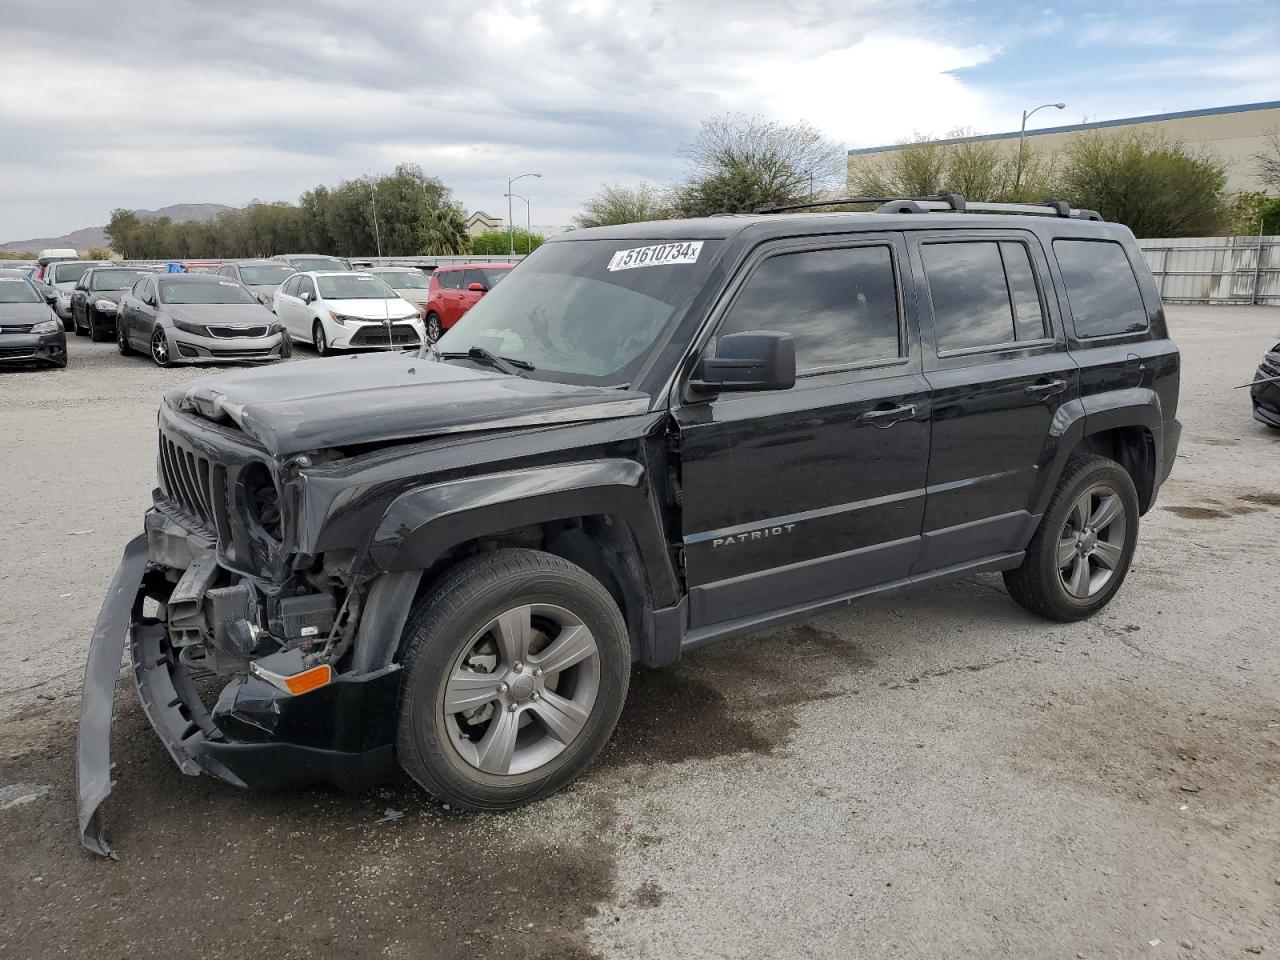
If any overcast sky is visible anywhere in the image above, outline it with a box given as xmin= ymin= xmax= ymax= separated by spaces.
xmin=1 ymin=0 xmax=1276 ymax=241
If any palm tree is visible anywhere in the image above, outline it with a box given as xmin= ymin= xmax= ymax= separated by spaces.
xmin=418 ymin=207 xmax=469 ymax=255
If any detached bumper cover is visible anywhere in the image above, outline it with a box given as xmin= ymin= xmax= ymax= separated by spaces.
xmin=76 ymin=535 xmax=401 ymax=859
xmin=76 ymin=535 xmax=148 ymax=859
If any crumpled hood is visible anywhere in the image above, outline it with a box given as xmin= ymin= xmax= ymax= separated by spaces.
xmin=167 ymin=303 xmax=275 ymax=326
xmin=166 ymin=352 xmax=651 ymax=457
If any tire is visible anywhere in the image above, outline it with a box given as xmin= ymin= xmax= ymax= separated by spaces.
xmin=1003 ymin=454 xmax=1140 ymax=622
xmin=395 ymin=548 xmax=631 ymax=811
xmin=88 ymin=310 xmax=109 ymax=342
xmin=150 ymin=328 xmax=172 ymax=367
xmin=73 ymin=311 xmax=88 ymax=337
xmin=116 ymin=318 xmax=133 ymax=356
xmin=312 ymin=319 xmax=329 ymax=356
xmin=425 ymin=312 xmax=442 ymax=343
xmin=280 ymin=335 xmax=293 ymax=360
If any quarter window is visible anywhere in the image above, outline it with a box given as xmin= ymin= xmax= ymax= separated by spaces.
xmin=922 ymin=240 xmax=1048 ymax=352
xmin=718 ymin=245 xmax=902 ymax=372
xmin=1053 ymin=239 xmax=1148 ymax=338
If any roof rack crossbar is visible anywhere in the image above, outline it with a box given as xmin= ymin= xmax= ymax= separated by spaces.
xmin=754 ymin=193 xmax=1103 ymax=221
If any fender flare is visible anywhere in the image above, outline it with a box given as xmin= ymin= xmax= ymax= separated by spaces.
xmin=1031 ymin=388 xmax=1164 ymax=517
xmin=361 ymin=456 xmax=678 ymax=626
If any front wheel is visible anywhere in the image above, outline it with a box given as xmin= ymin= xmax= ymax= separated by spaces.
xmin=88 ymin=311 xmax=110 ymax=342
xmin=312 ymin=319 xmax=330 ymax=356
xmin=1004 ymin=454 xmax=1139 ymax=622
xmin=116 ymin=319 xmax=133 ymax=355
xmin=73 ymin=311 xmax=88 ymax=337
xmin=425 ymin=312 xmax=442 ymax=343
xmin=395 ymin=549 xmax=631 ymax=811
xmin=150 ymin=328 xmax=172 ymax=367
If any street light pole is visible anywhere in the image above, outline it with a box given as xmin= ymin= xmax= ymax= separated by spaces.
xmin=1014 ymin=102 xmax=1066 ymax=195
xmin=505 ymin=193 xmax=531 ymax=254
xmin=507 ymin=172 xmax=541 ymax=255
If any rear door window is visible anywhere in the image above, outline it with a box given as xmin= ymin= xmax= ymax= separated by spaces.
xmin=439 ymin=270 xmax=462 ymax=290
xmin=1053 ymin=239 xmax=1148 ymax=338
xmin=922 ymin=240 xmax=1048 ymax=352
xmin=718 ymin=244 xmax=903 ymax=373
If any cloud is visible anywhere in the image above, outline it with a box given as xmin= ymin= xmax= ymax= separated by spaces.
xmin=0 ymin=0 xmax=1274 ymax=241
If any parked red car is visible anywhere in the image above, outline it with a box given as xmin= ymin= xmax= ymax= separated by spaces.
xmin=423 ymin=263 xmax=513 ymax=341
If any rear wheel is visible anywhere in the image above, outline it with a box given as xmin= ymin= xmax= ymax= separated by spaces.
xmin=116 ymin=318 xmax=132 ymax=355
xmin=1004 ymin=454 xmax=1139 ymax=621
xmin=395 ymin=549 xmax=630 ymax=811
xmin=150 ymin=328 xmax=172 ymax=367
xmin=312 ymin=319 xmax=329 ymax=356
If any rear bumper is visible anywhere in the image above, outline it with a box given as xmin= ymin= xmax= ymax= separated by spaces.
xmin=0 ymin=330 xmax=67 ymax=367
xmin=76 ymin=527 xmax=400 ymax=859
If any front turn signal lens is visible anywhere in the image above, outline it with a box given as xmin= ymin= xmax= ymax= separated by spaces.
xmin=250 ymin=660 xmax=333 ymax=696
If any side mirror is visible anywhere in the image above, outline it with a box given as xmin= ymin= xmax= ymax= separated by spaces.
xmin=42 ymin=287 xmax=58 ymax=305
xmin=467 ymin=282 xmax=487 ymax=293
xmin=300 ymin=291 xmax=314 ymax=303
xmin=690 ymin=331 xmax=796 ymax=394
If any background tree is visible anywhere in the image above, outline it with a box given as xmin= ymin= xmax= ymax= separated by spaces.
xmin=418 ymin=206 xmax=469 ymax=255
xmin=672 ymin=114 xmax=846 ymax=216
xmin=469 ymin=229 xmax=544 ymax=255
xmin=104 ymin=208 xmax=142 ymax=257
xmin=1253 ymin=129 xmax=1280 ymax=192
xmin=574 ymin=182 xmax=672 ymax=227
xmin=1057 ymin=130 xmax=1227 ymax=237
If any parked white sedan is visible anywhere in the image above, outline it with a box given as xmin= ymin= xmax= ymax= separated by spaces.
xmin=272 ymin=271 xmax=426 ymax=355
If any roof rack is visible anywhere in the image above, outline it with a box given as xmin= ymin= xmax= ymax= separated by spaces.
xmin=754 ymin=193 xmax=1103 ymax=221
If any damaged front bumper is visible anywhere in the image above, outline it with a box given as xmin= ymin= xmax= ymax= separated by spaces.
xmin=76 ymin=521 xmax=402 ymax=859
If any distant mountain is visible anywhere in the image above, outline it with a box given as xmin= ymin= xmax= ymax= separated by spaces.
xmin=1 ymin=203 xmax=237 ymax=253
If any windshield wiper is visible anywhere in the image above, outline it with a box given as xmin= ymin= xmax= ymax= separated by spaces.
xmin=437 ymin=346 xmax=534 ymax=377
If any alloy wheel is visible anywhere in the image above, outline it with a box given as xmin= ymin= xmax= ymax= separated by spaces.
xmin=442 ymin=603 xmax=601 ymax=776
xmin=1057 ymin=483 xmax=1127 ymax=599
xmin=150 ymin=329 xmax=169 ymax=366
xmin=426 ymin=314 xmax=442 ymax=343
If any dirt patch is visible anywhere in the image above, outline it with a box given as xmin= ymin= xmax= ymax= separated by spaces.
xmin=884 ymin=658 xmax=1011 ymax=690
xmin=1240 ymin=492 xmax=1280 ymax=508
xmin=1163 ymin=505 xmax=1232 ymax=520
xmin=1002 ymin=684 xmax=1280 ymax=814
xmin=627 ymin=881 xmax=667 ymax=909
xmin=1186 ymin=435 xmax=1239 ymax=447
xmin=0 ymin=695 xmax=617 ymax=960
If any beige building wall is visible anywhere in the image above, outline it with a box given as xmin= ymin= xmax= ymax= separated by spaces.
xmin=847 ymin=101 xmax=1280 ymax=194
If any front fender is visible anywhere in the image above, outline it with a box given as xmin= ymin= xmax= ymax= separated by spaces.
xmin=367 ymin=459 xmax=678 ymax=605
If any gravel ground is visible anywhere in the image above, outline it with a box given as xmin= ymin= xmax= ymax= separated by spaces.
xmin=1 ymin=306 xmax=1278 ymax=959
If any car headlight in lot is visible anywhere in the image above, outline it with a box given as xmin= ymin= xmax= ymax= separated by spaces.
xmin=94 ymin=299 xmax=118 ymax=312
xmin=328 ymin=312 xmax=358 ymax=326
xmin=31 ymin=318 xmax=60 ymax=334
xmin=171 ymin=317 xmax=208 ymax=336
xmin=269 ymin=321 xmax=285 ymax=335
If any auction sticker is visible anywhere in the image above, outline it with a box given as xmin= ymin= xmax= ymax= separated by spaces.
xmin=607 ymin=241 xmax=703 ymax=272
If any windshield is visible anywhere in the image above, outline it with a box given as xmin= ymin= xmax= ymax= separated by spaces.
xmin=290 ymin=257 xmax=350 ymax=271
xmin=240 ymin=265 xmax=296 ymax=285
xmin=434 ymin=238 xmax=720 ymax=385
xmin=318 ymin=274 xmax=397 ymax=300
xmin=90 ymin=270 xmax=148 ymax=291
xmin=375 ymin=271 xmax=429 ymax=289
xmin=159 ymin=278 xmax=258 ymax=304
xmin=0 ymin=277 xmax=41 ymax=304
xmin=50 ymin=262 xmax=94 ymax=285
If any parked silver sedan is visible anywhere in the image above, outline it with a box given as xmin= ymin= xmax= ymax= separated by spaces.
xmin=116 ymin=274 xmax=288 ymax=367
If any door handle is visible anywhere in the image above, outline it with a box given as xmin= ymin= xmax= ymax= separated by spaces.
xmin=860 ymin=403 xmax=916 ymax=426
xmin=1025 ymin=378 xmax=1067 ymax=397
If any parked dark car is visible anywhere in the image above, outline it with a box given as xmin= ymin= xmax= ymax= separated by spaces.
xmin=272 ymin=253 xmax=352 ymax=272
xmin=42 ymin=259 xmax=111 ymax=328
xmin=214 ymin=260 xmax=298 ymax=306
xmin=0 ymin=269 xmax=66 ymax=368
xmin=78 ymin=196 xmax=1182 ymax=856
xmin=70 ymin=267 xmax=154 ymax=340
xmin=115 ymin=273 xmax=288 ymax=366
xmin=1250 ymin=340 xmax=1280 ymax=429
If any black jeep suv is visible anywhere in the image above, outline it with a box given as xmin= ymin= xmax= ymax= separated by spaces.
xmin=78 ymin=195 xmax=1181 ymax=856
